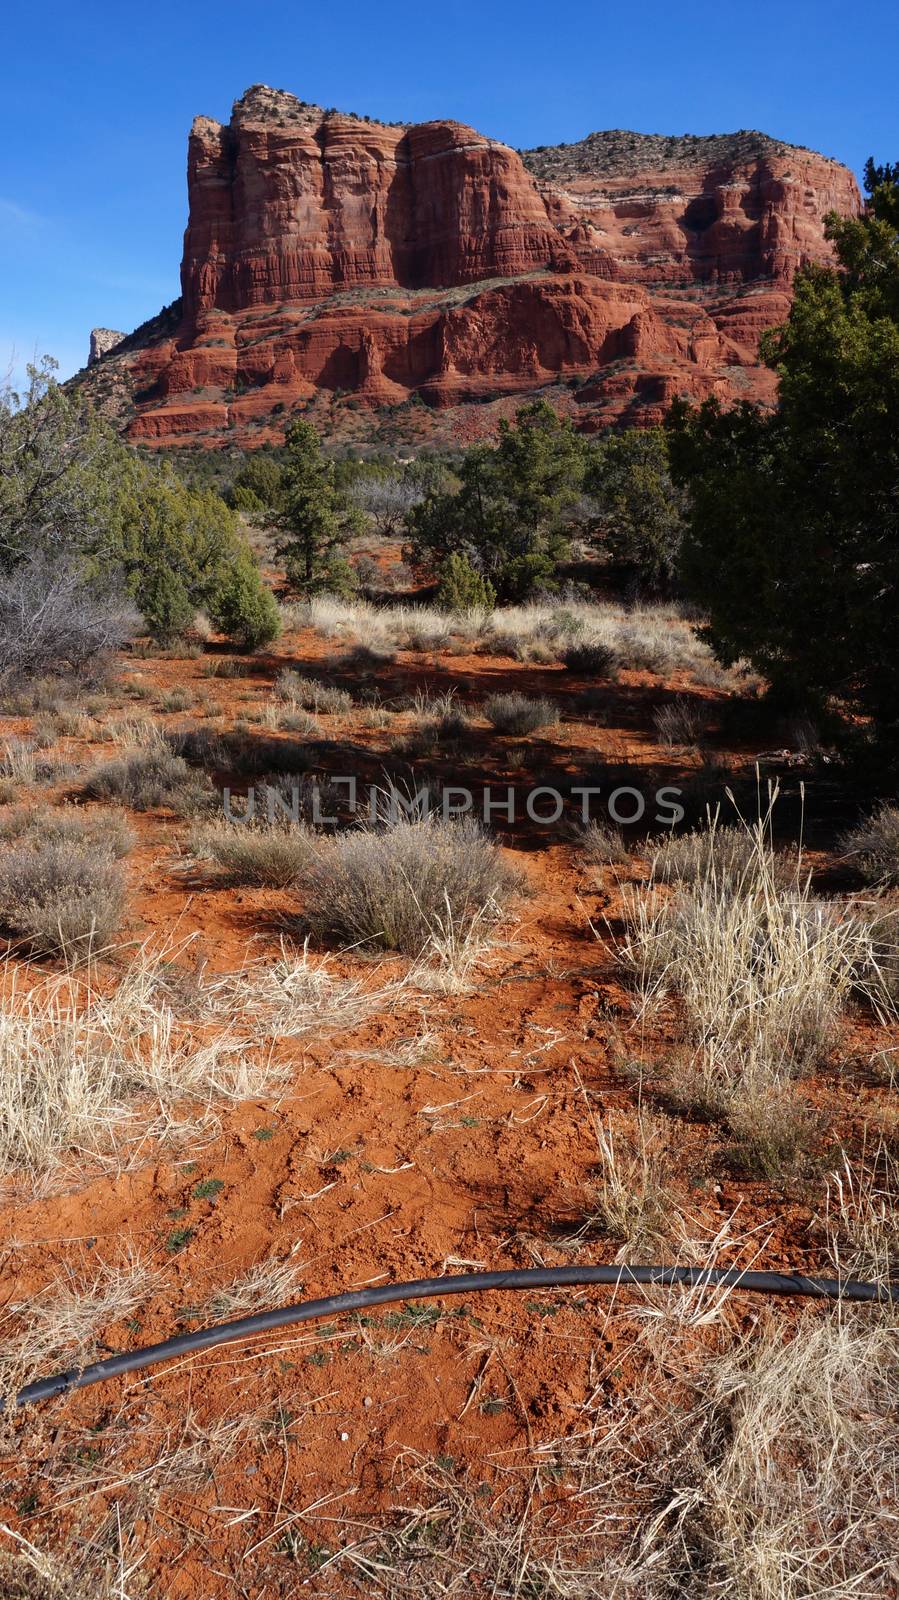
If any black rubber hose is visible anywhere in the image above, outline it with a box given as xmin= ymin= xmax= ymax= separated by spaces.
xmin=8 ymin=1263 xmax=896 ymax=1411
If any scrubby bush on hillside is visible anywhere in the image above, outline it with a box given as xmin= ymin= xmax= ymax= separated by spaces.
xmin=273 ymin=671 xmax=352 ymax=713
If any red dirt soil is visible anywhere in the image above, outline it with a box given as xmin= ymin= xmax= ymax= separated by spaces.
xmin=0 ymin=622 xmax=893 ymax=1595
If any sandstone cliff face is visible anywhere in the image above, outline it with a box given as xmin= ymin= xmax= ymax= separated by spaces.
xmin=88 ymin=327 xmax=126 ymax=366
xmin=98 ymin=86 xmax=859 ymax=445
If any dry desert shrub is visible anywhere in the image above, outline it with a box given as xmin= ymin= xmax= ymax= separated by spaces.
xmin=0 ymin=841 xmax=125 ymax=957
xmin=653 ymin=694 xmax=709 ymax=748
xmin=294 ymin=815 xmax=524 ymax=955
xmin=841 ymin=802 xmax=899 ymax=885
xmin=586 ymin=1108 xmax=679 ymax=1257
xmin=83 ymin=741 xmax=214 ymax=815
xmin=482 ymin=692 xmax=558 ymax=735
xmin=575 ymin=819 xmax=629 ymax=866
xmin=560 ymin=638 xmax=619 ymax=676
xmin=651 ymin=814 xmax=800 ymax=891
xmin=273 ymin=669 xmax=352 ymax=714
xmin=189 ymin=816 xmax=316 ymax=887
xmin=620 ymin=807 xmax=892 ymax=1172
xmin=0 ymin=805 xmax=133 ymax=857
xmin=0 ymin=738 xmax=70 ymax=790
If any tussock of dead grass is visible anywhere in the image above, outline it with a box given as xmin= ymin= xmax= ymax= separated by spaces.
xmin=205 ymin=1255 xmax=305 ymax=1319
xmin=348 ymin=1170 xmax=897 ymax=1598
xmin=0 ymin=948 xmax=283 ymax=1180
xmin=0 ymin=1257 xmax=156 ymax=1403
xmin=294 ymin=816 xmax=524 ymax=956
xmin=212 ymin=941 xmax=409 ymax=1037
xmin=619 ymin=800 xmax=895 ymax=1172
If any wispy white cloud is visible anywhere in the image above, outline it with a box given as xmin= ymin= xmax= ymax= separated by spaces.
xmin=0 ymin=197 xmax=46 ymax=239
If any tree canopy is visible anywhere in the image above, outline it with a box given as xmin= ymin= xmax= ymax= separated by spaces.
xmin=667 ymin=158 xmax=899 ymax=744
xmin=0 ymin=359 xmax=279 ymax=650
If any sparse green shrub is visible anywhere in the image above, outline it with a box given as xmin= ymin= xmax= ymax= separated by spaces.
xmin=210 ymin=550 xmax=281 ymax=651
xmin=434 ymin=553 xmax=496 ymax=612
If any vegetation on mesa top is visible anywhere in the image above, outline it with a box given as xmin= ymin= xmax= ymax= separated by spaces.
xmin=521 ymin=127 xmax=824 ymax=183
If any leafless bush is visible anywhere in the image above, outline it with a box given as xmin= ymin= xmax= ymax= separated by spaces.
xmin=841 ymin=803 xmax=899 ymax=886
xmin=654 ymin=695 xmax=708 ymax=748
xmin=348 ymin=475 xmax=425 ymax=536
xmin=295 ymin=816 xmax=524 ymax=954
xmin=483 ymin=693 xmax=558 ymax=735
xmin=0 ymin=550 xmax=136 ymax=686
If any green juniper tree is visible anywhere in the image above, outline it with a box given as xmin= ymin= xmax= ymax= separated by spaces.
xmin=0 ymin=357 xmax=279 ymax=652
xmin=667 ymin=158 xmax=899 ymax=746
xmin=584 ymin=427 xmax=686 ymax=593
xmin=407 ymin=400 xmax=589 ymax=601
xmin=273 ymin=419 xmax=361 ymax=595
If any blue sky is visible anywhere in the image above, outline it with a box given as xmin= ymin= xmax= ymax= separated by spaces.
xmin=3 ymin=0 xmax=897 ymax=387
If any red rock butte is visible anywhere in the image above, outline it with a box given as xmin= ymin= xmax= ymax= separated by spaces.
xmin=80 ymin=84 xmax=861 ymax=447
